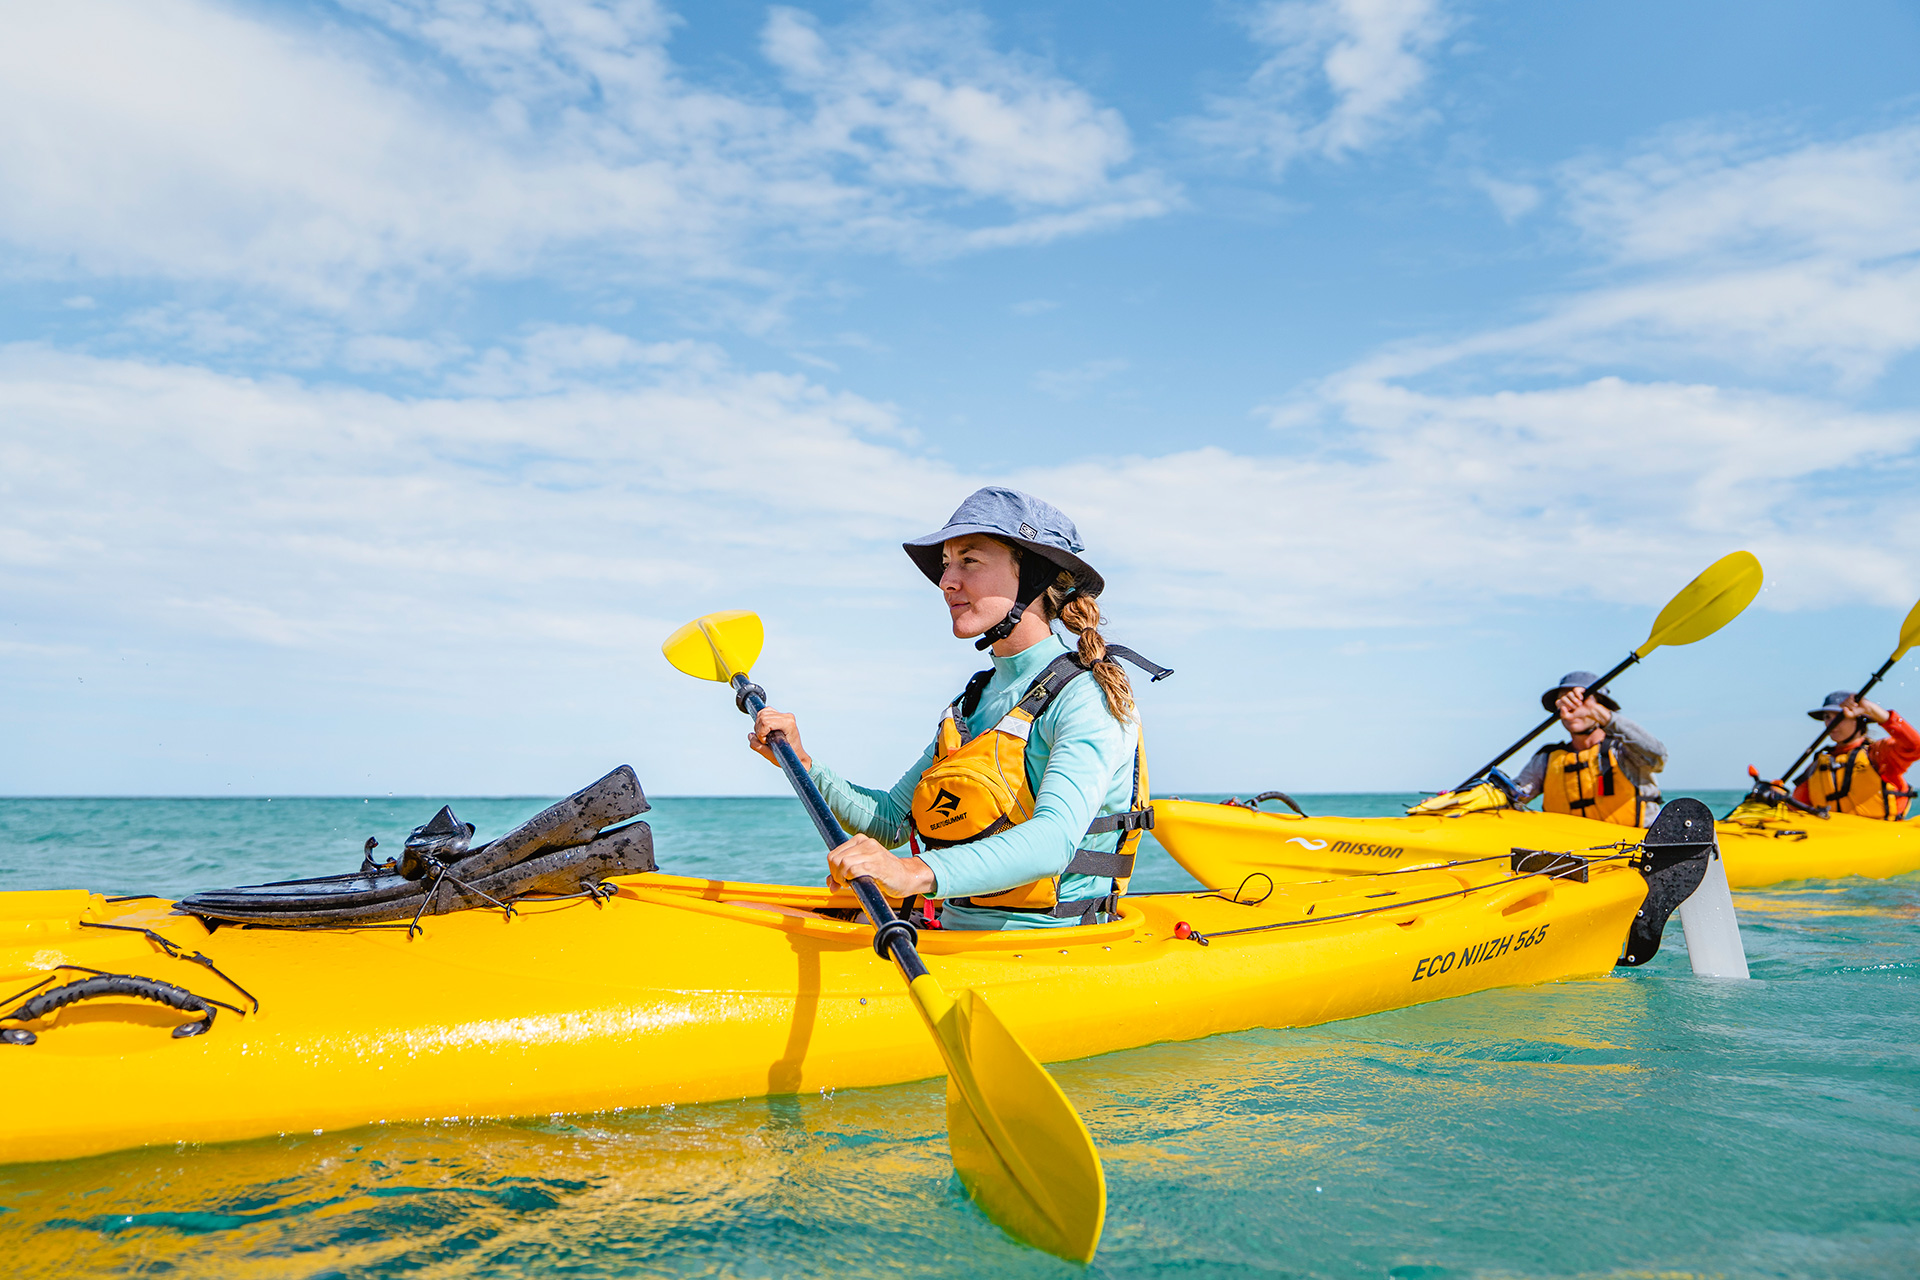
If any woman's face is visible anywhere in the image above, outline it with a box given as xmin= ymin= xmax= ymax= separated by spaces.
xmin=939 ymin=534 xmax=1020 ymax=639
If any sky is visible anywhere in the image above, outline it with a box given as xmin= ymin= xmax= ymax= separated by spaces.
xmin=4 ymin=0 xmax=1919 ymax=799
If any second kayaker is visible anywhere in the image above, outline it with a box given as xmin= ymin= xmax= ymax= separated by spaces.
xmin=1508 ymin=672 xmax=1667 ymax=827
xmin=747 ymin=486 xmax=1166 ymax=930
xmin=1792 ymin=693 xmax=1918 ymax=819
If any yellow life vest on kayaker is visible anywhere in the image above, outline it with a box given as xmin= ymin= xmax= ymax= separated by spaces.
xmin=1542 ymin=738 xmax=1644 ymax=827
xmin=1805 ymin=745 xmax=1913 ymax=820
xmin=910 ymin=652 xmax=1152 ymax=922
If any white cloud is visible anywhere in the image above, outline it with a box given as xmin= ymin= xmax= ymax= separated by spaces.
xmin=8 ymin=120 xmax=1917 ymax=659
xmin=763 ymin=6 xmax=1133 ymax=206
xmin=1189 ymin=0 xmax=1450 ymax=173
xmin=0 ymin=0 xmax=1170 ymax=307
xmin=1032 ymin=357 xmax=1128 ymax=400
xmin=1563 ymin=123 xmax=1920 ymax=266
xmin=1195 ymin=121 xmax=1920 ymax=624
xmin=5 ymin=326 xmax=1913 ymax=695
xmin=1471 ymin=171 xmax=1540 ymax=222
xmin=1358 ymin=122 xmax=1920 ymax=389
xmin=3 ymin=309 xmax=1916 ymax=796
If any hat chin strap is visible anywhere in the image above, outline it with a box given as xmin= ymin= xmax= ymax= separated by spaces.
xmin=974 ymin=599 xmax=1031 ymax=652
xmin=974 ymin=554 xmax=1074 ymax=652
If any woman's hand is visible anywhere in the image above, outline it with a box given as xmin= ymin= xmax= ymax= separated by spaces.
xmin=828 ymin=835 xmax=936 ymax=898
xmin=1554 ymin=688 xmax=1613 ymax=730
xmin=1842 ymin=696 xmax=1890 ymax=725
xmin=749 ymin=708 xmax=811 ymax=769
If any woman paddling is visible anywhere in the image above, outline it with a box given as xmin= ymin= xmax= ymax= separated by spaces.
xmin=748 ymin=487 xmax=1168 ymax=930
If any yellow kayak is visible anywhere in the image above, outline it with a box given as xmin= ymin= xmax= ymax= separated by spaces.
xmin=1151 ymin=796 xmax=1920 ymax=891
xmin=0 ymin=860 xmax=1647 ymax=1166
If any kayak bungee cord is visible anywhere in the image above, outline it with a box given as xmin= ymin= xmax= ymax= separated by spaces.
xmin=513 ymin=880 xmax=621 ymax=904
xmin=220 ymin=879 xmax=621 ymax=935
xmin=1306 ymin=839 xmax=1643 ymax=879
xmin=405 ymin=860 xmax=517 ymax=937
xmin=77 ymin=920 xmax=260 ymax=1012
xmin=1183 ymin=832 xmax=1645 ymax=893
xmin=1173 ymin=865 xmax=1615 ymax=946
xmin=1176 ymin=849 xmax=1640 ymax=946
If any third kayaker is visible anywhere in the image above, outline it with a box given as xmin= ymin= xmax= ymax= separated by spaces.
xmin=747 ymin=486 xmax=1167 ymax=930
xmin=1792 ymin=693 xmax=1918 ymax=819
xmin=1509 ymin=672 xmax=1667 ymax=827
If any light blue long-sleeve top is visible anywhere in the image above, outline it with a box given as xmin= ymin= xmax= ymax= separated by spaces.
xmin=807 ymin=633 xmax=1141 ymax=931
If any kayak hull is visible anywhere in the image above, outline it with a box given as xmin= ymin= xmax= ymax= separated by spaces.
xmin=0 ymin=864 xmax=1645 ymax=1166
xmin=1150 ymin=798 xmax=1920 ymax=891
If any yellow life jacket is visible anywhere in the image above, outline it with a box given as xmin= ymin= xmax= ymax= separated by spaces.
xmin=910 ymin=652 xmax=1152 ymax=923
xmin=1804 ymin=744 xmax=1913 ymax=820
xmin=1541 ymin=737 xmax=1645 ymax=827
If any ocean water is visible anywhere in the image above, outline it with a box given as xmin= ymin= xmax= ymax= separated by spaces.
xmin=2 ymin=791 xmax=1916 ymax=1279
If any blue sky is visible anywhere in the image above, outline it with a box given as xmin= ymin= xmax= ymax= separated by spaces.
xmin=4 ymin=0 xmax=1919 ymax=798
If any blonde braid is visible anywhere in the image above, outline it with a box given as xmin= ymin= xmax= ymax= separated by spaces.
xmin=1043 ymin=571 xmax=1135 ymax=722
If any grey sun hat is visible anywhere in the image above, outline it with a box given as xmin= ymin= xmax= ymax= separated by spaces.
xmin=1541 ymin=671 xmax=1620 ymax=713
xmin=1807 ymin=690 xmax=1859 ymax=720
xmin=903 ymin=487 xmax=1104 ymax=597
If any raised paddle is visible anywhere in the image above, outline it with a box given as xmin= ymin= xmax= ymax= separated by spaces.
xmin=1454 ymin=550 xmax=1766 ymax=791
xmin=1761 ymin=595 xmax=1920 ymax=800
xmin=661 ymin=610 xmax=1107 ymax=1264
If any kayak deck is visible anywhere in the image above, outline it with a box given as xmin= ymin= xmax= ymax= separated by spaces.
xmin=1152 ymin=797 xmax=1920 ymax=890
xmin=0 ymin=864 xmax=1644 ymax=1165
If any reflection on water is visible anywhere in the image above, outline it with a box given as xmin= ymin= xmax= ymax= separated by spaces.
xmin=0 ymin=798 xmax=1915 ymax=1278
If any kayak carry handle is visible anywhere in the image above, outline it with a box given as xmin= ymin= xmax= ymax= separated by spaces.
xmin=0 ymin=971 xmax=245 ymax=1043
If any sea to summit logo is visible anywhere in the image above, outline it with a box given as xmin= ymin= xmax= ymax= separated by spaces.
xmin=1018 ymin=522 xmax=1039 ymax=539
xmin=928 ymin=786 xmax=970 ymax=830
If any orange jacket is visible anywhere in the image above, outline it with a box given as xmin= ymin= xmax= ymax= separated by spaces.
xmin=1793 ymin=709 xmax=1920 ymax=807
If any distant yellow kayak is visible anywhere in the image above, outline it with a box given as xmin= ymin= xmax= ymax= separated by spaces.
xmin=0 ymin=861 xmax=1648 ymax=1166
xmin=1151 ymin=797 xmax=1920 ymax=891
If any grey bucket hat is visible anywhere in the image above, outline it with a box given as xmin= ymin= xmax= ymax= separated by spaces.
xmin=903 ymin=487 xmax=1104 ymax=597
xmin=1807 ymin=690 xmax=1858 ymax=720
xmin=1541 ymin=671 xmax=1620 ymax=713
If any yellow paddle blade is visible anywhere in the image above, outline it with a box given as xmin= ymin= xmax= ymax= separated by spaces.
xmin=1634 ymin=550 xmax=1764 ymax=657
xmin=1894 ymin=597 xmax=1920 ymax=663
xmin=660 ymin=611 xmax=764 ymax=682
xmin=908 ymin=975 xmax=1105 ymax=1264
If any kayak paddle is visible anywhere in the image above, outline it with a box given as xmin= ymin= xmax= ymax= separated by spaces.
xmin=662 ymin=610 xmax=1107 ymax=1264
xmin=1455 ymin=550 xmax=1765 ymax=790
xmin=1760 ymin=595 xmax=1920 ymax=798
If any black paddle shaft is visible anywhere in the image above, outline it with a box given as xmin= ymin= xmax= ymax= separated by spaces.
xmin=1772 ymin=655 xmax=1901 ymax=788
xmin=1455 ymin=652 xmax=1640 ymax=792
xmin=731 ymin=675 xmax=929 ymax=980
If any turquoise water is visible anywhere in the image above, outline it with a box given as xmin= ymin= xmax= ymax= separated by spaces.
xmin=3 ymin=791 xmax=1917 ymax=1278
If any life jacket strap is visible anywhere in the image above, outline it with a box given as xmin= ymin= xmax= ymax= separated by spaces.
xmin=1061 ymin=847 xmax=1135 ymax=879
xmin=948 ymin=891 xmax=1118 ymax=925
xmin=1101 ymin=645 xmax=1175 ymax=682
xmin=956 ymin=669 xmax=996 ymax=718
xmin=920 ymin=814 xmax=1014 ymax=851
xmin=1085 ymin=807 xmax=1153 ymax=835
xmin=955 ymin=644 xmax=1173 ymax=721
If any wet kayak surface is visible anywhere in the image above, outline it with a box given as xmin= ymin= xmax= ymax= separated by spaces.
xmin=3 ymin=795 xmax=1916 ymax=1278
